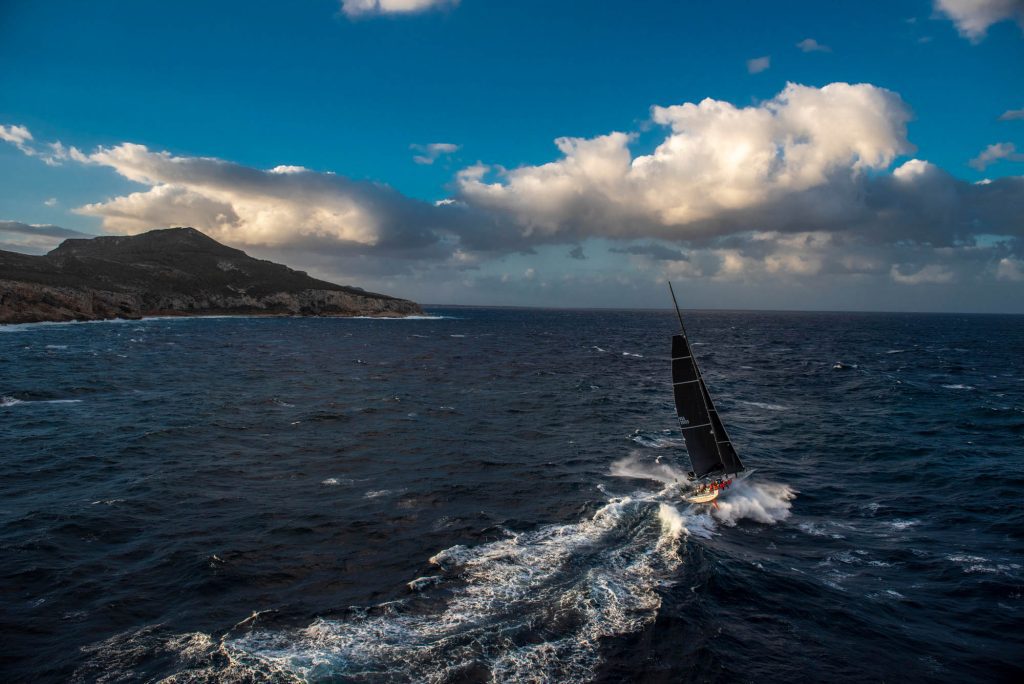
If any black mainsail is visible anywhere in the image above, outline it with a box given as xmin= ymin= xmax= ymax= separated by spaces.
xmin=668 ymin=282 xmax=745 ymax=478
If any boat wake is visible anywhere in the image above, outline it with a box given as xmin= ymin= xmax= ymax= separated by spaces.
xmin=80 ymin=491 xmax=689 ymax=682
xmin=78 ymin=464 xmax=794 ymax=683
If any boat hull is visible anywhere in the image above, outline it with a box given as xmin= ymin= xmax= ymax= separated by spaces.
xmin=683 ymin=489 xmax=720 ymax=504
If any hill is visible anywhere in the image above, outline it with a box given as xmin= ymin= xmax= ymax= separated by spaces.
xmin=0 ymin=227 xmax=422 ymax=323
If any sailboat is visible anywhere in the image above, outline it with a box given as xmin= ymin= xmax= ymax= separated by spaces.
xmin=667 ymin=282 xmax=747 ymax=504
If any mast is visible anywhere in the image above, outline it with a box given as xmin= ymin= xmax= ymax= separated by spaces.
xmin=668 ymin=281 xmax=686 ymax=334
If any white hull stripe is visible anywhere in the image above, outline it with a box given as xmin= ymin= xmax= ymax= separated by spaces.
xmin=673 ymin=379 xmax=700 ymax=386
xmin=680 ymin=422 xmax=712 ymax=430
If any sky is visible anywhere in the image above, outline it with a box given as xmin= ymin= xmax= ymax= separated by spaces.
xmin=1 ymin=0 xmax=1023 ymax=312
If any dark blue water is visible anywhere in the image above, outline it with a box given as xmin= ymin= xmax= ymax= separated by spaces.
xmin=2 ymin=308 xmax=1022 ymax=682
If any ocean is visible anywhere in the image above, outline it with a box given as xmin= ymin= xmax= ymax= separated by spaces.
xmin=1 ymin=308 xmax=1021 ymax=682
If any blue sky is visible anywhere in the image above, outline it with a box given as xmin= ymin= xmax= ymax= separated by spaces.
xmin=2 ymin=0 xmax=1023 ymax=311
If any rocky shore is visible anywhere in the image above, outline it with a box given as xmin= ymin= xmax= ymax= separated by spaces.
xmin=0 ymin=227 xmax=422 ymax=324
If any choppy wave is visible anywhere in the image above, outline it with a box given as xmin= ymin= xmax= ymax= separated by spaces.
xmin=2 ymin=395 xmax=83 ymax=407
xmin=740 ymin=400 xmax=790 ymax=411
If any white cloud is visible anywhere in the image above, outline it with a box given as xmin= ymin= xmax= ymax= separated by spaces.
xmin=996 ymin=256 xmax=1024 ymax=280
xmin=268 ymin=165 xmax=310 ymax=174
xmin=747 ymin=56 xmax=771 ymax=73
xmin=890 ymin=263 xmax=955 ymax=284
xmin=796 ymin=38 xmax=831 ymax=52
xmin=0 ymin=126 xmax=87 ymax=166
xmin=0 ymin=124 xmax=33 ymax=149
xmin=59 ymin=142 xmax=458 ymax=260
xmin=411 ymin=142 xmax=460 ymax=165
xmin=458 ymin=82 xmax=914 ymax=239
xmin=341 ymin=0 xmax=457 ymax=17
xmin=934 ymin=0 xmax=1024 ymax=42
xmin=969 ymin=141 xmax=1024 ymax=170
xmin=999 ymin=107 xmax=1024 ymax=120
xmin=43 ymin=197 xmax=58 ymax=207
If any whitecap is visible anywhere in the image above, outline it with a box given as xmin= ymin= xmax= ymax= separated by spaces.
xmin=889 ymin=519 xmax=920 ymax=531
xmin=798 ymin=522 xmax=828 ymax=537
xmin=2 ymin=396 xmax=82 ymax=407
xmin=946 ymin=553 xmax=987 ymax=564
xmin=364 ymin=488 xmax=405 ymax=499
xmin=941 ymin=384 xmax=974 ymax=390
xmin=740 ymin=400 xmax=789 ymax=411
xmin=622 ymin=351 xmax=643 ymax=358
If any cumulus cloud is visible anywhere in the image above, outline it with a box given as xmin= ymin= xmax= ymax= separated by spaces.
xmin=411 ymin=142 xmax=460 ymax=165
xmin=65 ymin=141 xmax=474 ymax=269
xmin=999 ymin=107 xmax=1024 ymax=120
xmin=458 ymin=83 xmax=917 ymax=240
xmin=341 ymin=0 xmax=458 ymax=17
xmin=1 ymin=136 xmax=472 ymax=273
xmin=796 ymin=38 xmax=831 ymax=52
xmin=456 ymin=84 xmax=1024 ymax=258
xmin=969 ymin=142 xmax=1024 ymax=169
xmin=747 ymin=56 xmax=771 ymax=73
xmin=934 ymin=0 xmax=1024 ymax=42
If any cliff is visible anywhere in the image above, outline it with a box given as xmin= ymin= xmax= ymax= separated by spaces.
xmin=0 ymin=227 xmax=423 ymax=324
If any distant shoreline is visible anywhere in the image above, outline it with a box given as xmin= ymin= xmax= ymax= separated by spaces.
xmin=0 ymin=312 xmax=449 ymax=328
xmin=422 ymin=303 xmax=1024 ymax=317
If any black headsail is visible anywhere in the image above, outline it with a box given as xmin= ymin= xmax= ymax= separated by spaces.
xmin=668 ymin=282 xmax=745 ymax=478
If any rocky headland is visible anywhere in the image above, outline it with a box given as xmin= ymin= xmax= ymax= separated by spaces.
xmin=0 ymin=227 xmax=422 ymax=324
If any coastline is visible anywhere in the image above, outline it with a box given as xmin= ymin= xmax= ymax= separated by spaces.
xmin=0 ymin=311 xmax=445 ymax=328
